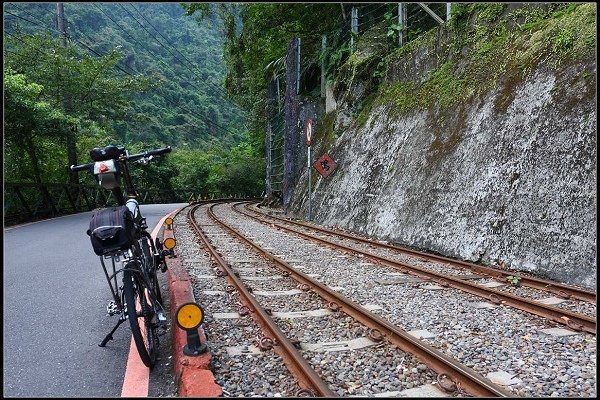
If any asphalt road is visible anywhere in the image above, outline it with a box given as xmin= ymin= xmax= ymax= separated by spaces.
xmin=3 ymin=203 xmax=187 ymax=397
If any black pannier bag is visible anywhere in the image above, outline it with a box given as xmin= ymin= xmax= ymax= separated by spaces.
xmin=87 ymin=205 xmax=136 ymax=256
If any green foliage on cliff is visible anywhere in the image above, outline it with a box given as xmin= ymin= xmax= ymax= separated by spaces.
xmin=368 ymin=3 xmax=596 ymax=118
xmin=181 ymin=3 xmax=418 ymax=145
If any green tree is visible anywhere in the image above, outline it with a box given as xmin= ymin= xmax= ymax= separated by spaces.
xmin=5 ymin=32 xmax=156 ymax=184
xmin=4 ymin=67 xmax=72 ymax=185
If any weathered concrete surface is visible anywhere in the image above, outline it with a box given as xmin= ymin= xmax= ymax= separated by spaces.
xmin=289 ymin=60 xmax=596 ymax=289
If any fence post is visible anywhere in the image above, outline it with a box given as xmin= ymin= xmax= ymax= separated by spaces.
xmin=350 ymin=7 xmax=358 ymax=51
xmin=265 ymin=77 xmax=277 ymax=198
xmin=321 ymin=35 xmax=327 ymax=98
xmin=283 ymin=38 xmax=301 ymax=211
xmin=446 ymin=3 xmax=452 ymax=21
xmin=418 ymin=3 xmax=445 ymax=24
xmin=13 ymin=185 xmax=33 ymax=219
xmin=296 ymin=38 xmax=301 ymax=95
xmin=398 ymin=3 xmax=407 ymax=46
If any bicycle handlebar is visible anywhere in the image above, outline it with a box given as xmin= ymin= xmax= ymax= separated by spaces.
xmin=70 ymin=163 xmax=93 ymax=172
xmin=69 ymin=146 xmax=172 ymax=172
xmin=125 ymin=146 xmax=172 ymax=162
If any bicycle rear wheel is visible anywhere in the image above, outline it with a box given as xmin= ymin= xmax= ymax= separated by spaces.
xmin=123 ymin=265 xmax=158 ymax=368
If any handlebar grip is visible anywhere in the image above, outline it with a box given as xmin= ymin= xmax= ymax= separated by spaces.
xmin=70 ymin=163 xmax=93 ymax=172
xmin=146 ymin=146 xmax=172 ymax=157
xmin=125 ymin=146 xmax=172 ymax=161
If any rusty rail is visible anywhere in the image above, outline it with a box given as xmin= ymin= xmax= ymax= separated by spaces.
xmin=205 ymin=202 xmax=512 ymax=397
xmin=187 ymin=203 xmax=337 ymax=397
xmin=246 ymin=203 xmax=596 ymax=304
xmin=237 ymin=203 xmax=596 ymax=335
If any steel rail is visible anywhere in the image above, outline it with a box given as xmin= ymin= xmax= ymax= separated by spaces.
xmin=246 ymin=203 xmax=596 ymax=304
xmin=236 ymin=203 xmax=596 ymax=335
xmin=187 ymin=203 xmax=337 ymax=397
xmin=210 ymin=202 xmax=512 ymax=397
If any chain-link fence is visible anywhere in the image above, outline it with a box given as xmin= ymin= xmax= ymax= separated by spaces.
xmin=264 ymin=3 xmax=452 ymax=205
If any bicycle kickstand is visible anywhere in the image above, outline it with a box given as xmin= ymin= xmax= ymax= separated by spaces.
xmin=99 ymin=318 xmax=127 ymax=347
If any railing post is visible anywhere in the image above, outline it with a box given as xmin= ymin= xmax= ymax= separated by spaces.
xmin=64 ymin=184 xmax=79 ymax=212
xmin=13 ymin=185 xmax=33 ymax=219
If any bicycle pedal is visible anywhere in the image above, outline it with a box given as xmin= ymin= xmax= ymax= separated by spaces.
xmin=106 ymin=301 xmax=119 ymax=316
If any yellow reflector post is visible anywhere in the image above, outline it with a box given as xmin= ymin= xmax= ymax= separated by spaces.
xmin=176 ymin=302 xmax=204 ymax=330
xmin=165 ymin=217 xmax=174 ymax=225
xmin=164 ymin=237 xmax=176 ymax=249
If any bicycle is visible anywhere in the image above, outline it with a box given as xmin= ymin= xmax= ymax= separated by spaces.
xmin=70 ymin=144 xmax=173 ymax=368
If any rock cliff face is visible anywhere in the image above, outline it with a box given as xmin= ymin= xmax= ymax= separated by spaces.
xmin=287 ymin=4 xmax=597 ymax=289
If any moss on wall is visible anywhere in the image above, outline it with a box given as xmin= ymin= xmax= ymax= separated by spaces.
xmin=334 ymin=3 xmax=596 ymax=124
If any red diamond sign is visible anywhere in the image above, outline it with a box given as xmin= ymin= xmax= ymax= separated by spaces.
xmin=313 ymin=154 xmax=337 ymax=178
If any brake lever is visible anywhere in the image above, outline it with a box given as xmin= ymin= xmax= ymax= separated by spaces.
xmin=136 ymin=155 xmax=153 ymax=165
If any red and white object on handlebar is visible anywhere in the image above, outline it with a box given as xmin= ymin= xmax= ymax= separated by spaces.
xmin=93 ymin=159 xmax=120 ymax=190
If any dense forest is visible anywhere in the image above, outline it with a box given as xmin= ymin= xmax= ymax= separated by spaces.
xmin=4 ymin=2 xmax=263 ymax=197
xmin=8 ymin=3 xmax=577 ymax=215
xmin=4 ymin=2 xmax=445 ymax=200
xmin=180 ymin=3 xmax=448 ymax=143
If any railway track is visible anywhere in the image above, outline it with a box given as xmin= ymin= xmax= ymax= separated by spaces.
xmin=244 ymin=203 xmax=595 ymax=304
xmin=239 ymin=202 xmax=596 ymax=334
xmin=172 ymin=201 xmax=597 ymax=397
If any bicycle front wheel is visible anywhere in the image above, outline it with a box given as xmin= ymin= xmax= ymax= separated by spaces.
xmin=123 ymin=266 xmax=158 ymax=368
xmin=141 ymin=233 xmax=163 ymax=305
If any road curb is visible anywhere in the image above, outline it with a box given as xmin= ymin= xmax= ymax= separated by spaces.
xmin=163 ymin=214 xmax=223 ymax=397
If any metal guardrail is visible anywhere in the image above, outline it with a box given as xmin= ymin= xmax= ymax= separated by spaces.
xmin=4 ymin=182 xmax=262 ymax=226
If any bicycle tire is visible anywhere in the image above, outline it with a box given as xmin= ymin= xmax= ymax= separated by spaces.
xmin=140 ymin=233 xmax=164 ymax=305
xmin=123 ymin=266 xmax=158 ymax=368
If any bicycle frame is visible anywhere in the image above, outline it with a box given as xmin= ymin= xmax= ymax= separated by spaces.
xmin=71 ymin=145 xmax=172 ymax=365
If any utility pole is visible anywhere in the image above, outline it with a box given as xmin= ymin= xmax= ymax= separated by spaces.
xmin=57 ymin=3 xmax=79 ymax=188
xmin=57 ymin=3 xmax=67 ymax=46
